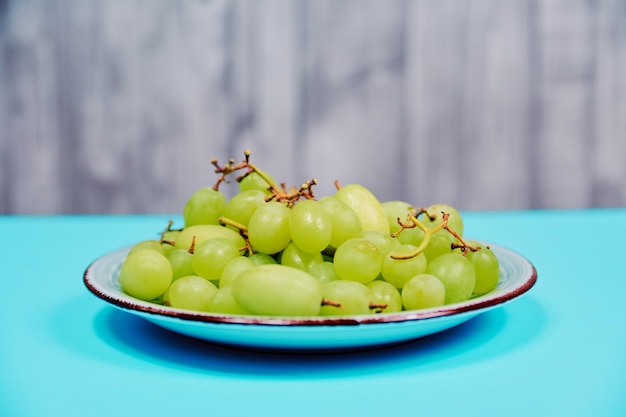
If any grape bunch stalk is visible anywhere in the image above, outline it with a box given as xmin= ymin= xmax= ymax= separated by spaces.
xmin=119 ymin=150 xmax=501 ymax=317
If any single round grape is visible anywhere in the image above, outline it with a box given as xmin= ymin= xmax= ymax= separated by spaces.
xmin=167 ymin=248 xmax=195 ymax=281
xmin=119 ymin=250 xmax=172 ymax=301
xmin=247 ymin=201 xmax=291 ymax=254
xmin=335 ymin=183 xmax=390 ymax=233
xmin=164 ymin=275 xmax=218 ymax=312
xmin=279 ymin=242 xmax=324 ymax=272
xmin=333 ymin=237 xmax=383 ymax=284
xmin=231 ymin=264 xmax=323 ymax=316
xmin=128 ymin=240 xmax=166 ymax=256
xmin=239 ymin=170 xmax=276 ymax=195
xmin=248 ymin=253 xmax=278 ymax=265
xmin=419 ymin=203 xmax=464 ymax=237
xmin=367 ymin=280 xmax=403 ymax=313
xmin=381 ymin=244 xmax=428 ymax=288
xmin=402 ymin=274 xmax=446 ymax=310
xmin=320 ymin=280 xmax=373 ymax=316
xmin=208 ymin=286 xmax=250 ymax=315
xmin=309 ymin=261 xmax=341 ymax=284
xmin=289 ymin=199 xmax=333 ymax=254
xmin=381 ymin=200 xmax=413 ymax=234
xmin=219 ymin=256 xmax=255 ymax=288
xmin=426 ymin=253 xmax=476 ymax=304
xmin=183 ymin=187 xmax=226 ymax=227
xmin=467 ymin=246 xmax=500 ymax=295
xmin=318 ymin=195 xmax=363 ymax=249
xmin=223 ymin=189 xmax=266 ymax=228
xmin=174 ymin=224 xmax=245 ymax=252
xmin=422 ymin=231 xmax=455 ymax=262
xmin=191 ymin=238 xmax=241 ymax=280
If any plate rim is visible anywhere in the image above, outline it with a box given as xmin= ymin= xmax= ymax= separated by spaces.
xmin=83 ymin=240 xmax=538 ymax=327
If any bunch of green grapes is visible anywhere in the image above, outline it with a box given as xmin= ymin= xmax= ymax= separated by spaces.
xmin=119 ymin=151 xmax=500 ymax=317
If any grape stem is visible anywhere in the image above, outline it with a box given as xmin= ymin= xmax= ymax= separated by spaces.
xmin=218 ymin=217 xmax=254 ymax=255
xmin=389 ymin=212 xmax=451 ymax=260
xmin=321 ymin=299 xmax=342 ymax=308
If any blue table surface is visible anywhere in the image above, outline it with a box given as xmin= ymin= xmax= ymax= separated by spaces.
xmin=2 ymin=209 xmax=625 ymax=417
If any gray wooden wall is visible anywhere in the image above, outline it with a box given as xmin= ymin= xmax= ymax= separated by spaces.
xmin=1 ymin=0 xmax=625 ymax=214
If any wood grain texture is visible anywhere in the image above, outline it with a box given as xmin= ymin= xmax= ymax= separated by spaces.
xmin=1 ymin=0 xmax=625 ymax=214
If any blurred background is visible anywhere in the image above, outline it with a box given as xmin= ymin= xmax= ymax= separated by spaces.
xmin=1 ymin=0 xmax=625 ymax=215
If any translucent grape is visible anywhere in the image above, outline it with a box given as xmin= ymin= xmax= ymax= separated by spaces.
xmin=174 ymin=224 xmax=245 ymax=252
xmin=239 ymin=170 xmax=276 ymax=195
xmin=279 ymin=242 xmax=324 ymax=272
xmin=401 ymin=274 xmax=446 ymax=310
xmin=320 ymin=280 xmax=373 ymax=316
xmin=223 ymin=189 xmax=266 ymax=228
xmin=248 ymin=253 xmax=278 ymax=265
xmin=183 ymin=187 xmax=226 ymax=227
xmin=164 ymin=275 xmax=218 ymax=312
xmin=289 ymin=199 xmax=333 ymax=254
xmin=467 ymin=246 xmax=500 ymax=295
xmin=381 ymin=244 xmax=428 ymax=288
xmin=191 ymin=238 xmax=241 ymax=281
xmin=422 ymin=231 xmax=455 ymax=262
xmin=231 ymin=264 xmax=323 ymax=316
xmin=426 ymin=253 xmax=476 ymax=304
xmin=208 ymin=286 xmax=250 ymax=315
xmin=128 ymin=240 xmax=166 ymax=256
xmin=309 ymin=261 xmax=341 ymax=284
xmin=333 ymin=237 xmax=383 ymax=284
xmin=360 ymin=230 xmax=401 ymax=257
xmin=335 ymin=184 xmax=390 ymax=233
xmin=381 ymin=200 xmax=413 ymax=234
xmin=219 ymin=256 xmax=255 ymax=288
xmin=318 ymin=195 xmax=362 ymax=249
xmin=119 ymin=250 xmax=172 ymax=301
xmin=367 ymin=280 xmax=403 ymax=313
xmin=247 ymin=201 xmax=291 ymax=254
xmin=167 ymin=248 xmax=195 ymax=281
xmin=420 ymin=203 xmax=464 ymax=237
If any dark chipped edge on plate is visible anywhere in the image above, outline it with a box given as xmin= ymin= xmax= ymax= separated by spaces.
xmin=83 ymin=243 xmax=538 ymax=327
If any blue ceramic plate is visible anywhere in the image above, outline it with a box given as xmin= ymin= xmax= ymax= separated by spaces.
xmin=84 ymin=242 xmax=537 ymax=351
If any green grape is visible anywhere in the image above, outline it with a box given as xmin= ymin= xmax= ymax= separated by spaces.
xmin=128 ymin=240 xmax=166 ymax=256
xmin=119 ymin=250 xmax=172 ymax=301
xmin=333 ymin=237 xmax=383 ymax=284
xmin=164 ymin=275 xmax=218 ymax=312
xmin=381 ymin=244 xmax=428 ymax=289
xmin=395 ymin=223 xmax=426 ymax=247
xmin=231 ymin=264 xmax=323 ymax=316
xmin=289 ymin=199 xmax=333 ymax=254
xmin=223 ymin=189 xmax=266 ymax=228
xmin=309 ymin=261 xmax=340 ymax=284
xmin=161 ymin=229 xmax=180 ymax=244
xmin=367 ymin=280 xmax=403 ymax=313
xmin=467 ymin=246 xmax=500 ymax=296
xmin=422 ymin=231 xmax=455 ymax=262
xmin=191 ymin=238 xmax=241 ymax=280
xmin=174 ymin=224 xmax=245 ymax=252
xmin=335 ymin=184 xmax=390 ymax=233
xmin=248 ymin=253 xmax=278 ymax=265
xmin=247 ymin=201 xmax=291 ymax=254
xmin=279 ymin=242 xmax=324 ymax=272
xmin=239 ymin=170 xmax=276 ymax=195
xmin=359 ymin=230 xmax=401 ymax=256
xmin=320 ymin=280 xmax=373 ymax=316
xmin=208 ymin=286 xmax=250 ymax=315
xmin=381 ymin=200 xmax=413 ymax=234
xmin=401 ymin=274 xmax=446 ymax=310
xmin=419 ymin=203 xmax=464 ymax=237
xmin=167 ymin=248 xmax=195 ymax=281
xmin=427 ymin=253 xmax=476 ymax=304
xmin=183 ymin=187 xmax=226 ymax=227
xmin=218 ymin=256 xmax=255 ymax=288
xmin=318 ymin=195 xmax=363 ymax=249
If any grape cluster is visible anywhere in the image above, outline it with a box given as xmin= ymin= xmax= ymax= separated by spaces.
xmin=119 ymin=151 xmax=500 ymax=317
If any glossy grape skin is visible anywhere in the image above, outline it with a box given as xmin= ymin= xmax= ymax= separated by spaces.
xmin=231 ymin=264 xmax=323 ymax=316
xmin=419 ymin=203 xmax=464 ymax=237
xmin=422 ymin=231 xmax=455 ymax=262
xmin=359 ymin=230 xmax=401 ymax=257
xmin=289 ymin=199 xmax=333 ymax=254
xmin=167 ymin=248 xmax=195 ymax=282
xmin=174 ymin=225 xmax=245 ymax=252
xmin=218 ymin=256 xmax=255 ymax=288
xmin=367 ymin=280 xmax=403 ymax=313
xmin=119 ymin=249 xmax=172 ymax=301
xmin=381 ymin=244 xmax=428 ymax=289
xmin=309 ymin=261 xmax=341 ymax=284
xmin=320 ymin=280 xmax=373 ymax=316
xmin=247 ymin=201 xmax=291 ymax=255
xmin=129 ymin=240 xmax=166 ymax=256
xmin=223 ymin=189 xmax=266 ymax=228
xmin=164 ymin=275 xmax=218 ymax=312
xmin=333 ymin=237 xmax=383 ymax=284
xmin=426 ymin=253 xmax=476 ymax=304
xmin=279 ymin=242 xmax=324 ymax=272
xmin=467 ymin=246 xmax=500 ymax=295
xmin=208 ymin=286 xmax=250 ymax=315
xmin=191 ymin=238 xmax=241 ymax=281
xmin=239 ymin=170 xmax=276 ymax=195
xmin=318 ymin=195 xmax=363 ymax=249
xmin=335 ymin=184 xmax=390 ymax=234
xmin=401 ymin=274 xmax=446 ymax=310
xmin=183 ymin=187 xmax=226 ymax=227
xmin=381 ymin=200 xmax=413 ymax=234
